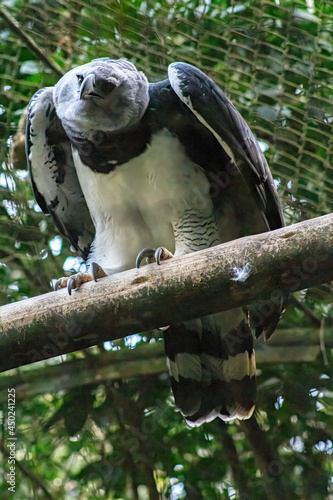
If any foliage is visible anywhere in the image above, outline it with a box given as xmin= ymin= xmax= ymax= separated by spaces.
xmin=0 ymin=0 xmax=332 ymax=498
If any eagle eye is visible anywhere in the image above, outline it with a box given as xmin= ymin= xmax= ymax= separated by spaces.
xmin=76 ymin=74 xmax=84 ymax=85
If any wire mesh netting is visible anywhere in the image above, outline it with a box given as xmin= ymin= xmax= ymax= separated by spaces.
xmin=0 ymin=3 xmax=333 ymax=499
xmin=0 ymin=0 xmax=333 ymax=302
xmin=1 ymin=0 xmax=333 ymax=213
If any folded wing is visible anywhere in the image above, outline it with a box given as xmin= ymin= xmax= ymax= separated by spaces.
xmin=26 ymin=87 xmax=95 ymax=260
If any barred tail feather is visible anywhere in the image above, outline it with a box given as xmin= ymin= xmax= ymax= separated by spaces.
xmin=164 ymin=310 xmax=256 ymax=425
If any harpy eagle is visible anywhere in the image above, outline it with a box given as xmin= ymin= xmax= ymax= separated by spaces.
xmin=26 ymin=58 xmax=285 ymax=426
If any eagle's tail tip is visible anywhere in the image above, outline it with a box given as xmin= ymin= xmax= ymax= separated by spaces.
xmin=164 ymin=317 xmax=257 ymax=426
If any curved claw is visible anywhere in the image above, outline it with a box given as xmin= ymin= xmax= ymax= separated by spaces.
xmin=67 ymin=277 xmax=75 ymax=296
xmin=54 ymin=281 xmax=61 ymax=292
xmin=154 ymin=247 xmax=163 ymax=265
xmin=90 ymin=262 xmax=107 ymax=282
xmin=54 ymin=277 xmax=67 ymax=292
xmin=136 ymin=248 xmax=156 ymax=268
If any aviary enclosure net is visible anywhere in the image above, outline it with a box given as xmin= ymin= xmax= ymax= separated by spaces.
xmin=0 ymin=1 xmax=332 ymax=499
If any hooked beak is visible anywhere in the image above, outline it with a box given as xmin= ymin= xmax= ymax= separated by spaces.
xmin=79 ymin=74 xmax=104 ymax=100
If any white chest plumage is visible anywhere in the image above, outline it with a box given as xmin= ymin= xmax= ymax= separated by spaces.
xmin=73 ymin=129 xmax=220 ymax=274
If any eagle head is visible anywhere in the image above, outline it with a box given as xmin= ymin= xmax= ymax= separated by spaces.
xmin=53 ymin=58 xmax=149 ymax=138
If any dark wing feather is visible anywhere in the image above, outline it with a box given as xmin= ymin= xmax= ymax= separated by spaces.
xmin=168 ymin=62 xmax=287 ymax=339
xmin=26 ymin=87 xmax=95 ymax=260
xmin=168 ymin=62 xmax=284 ymax=231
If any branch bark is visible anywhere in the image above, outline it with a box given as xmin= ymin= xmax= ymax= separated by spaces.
xmin=1 ymin=213 xmax=333 ymax=373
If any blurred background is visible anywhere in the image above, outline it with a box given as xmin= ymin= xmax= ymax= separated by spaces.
xmin=0 ymin=0 xmax=332 ymax=498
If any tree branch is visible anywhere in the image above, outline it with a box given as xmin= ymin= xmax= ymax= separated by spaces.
xmin=1 ymin=213 xmax=333 ymax=373
xmin=0 ymin=6 xmax=64 ymax=77
xmin=215 ymin=421 xmax=252 ymax=499
xmin=1 ymin=328 xmax=331 ymax=405
xmin=0 ymin=441 xmax=54 ymax=499
xmin=242 ymin=418 xmax=301 ymax=500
